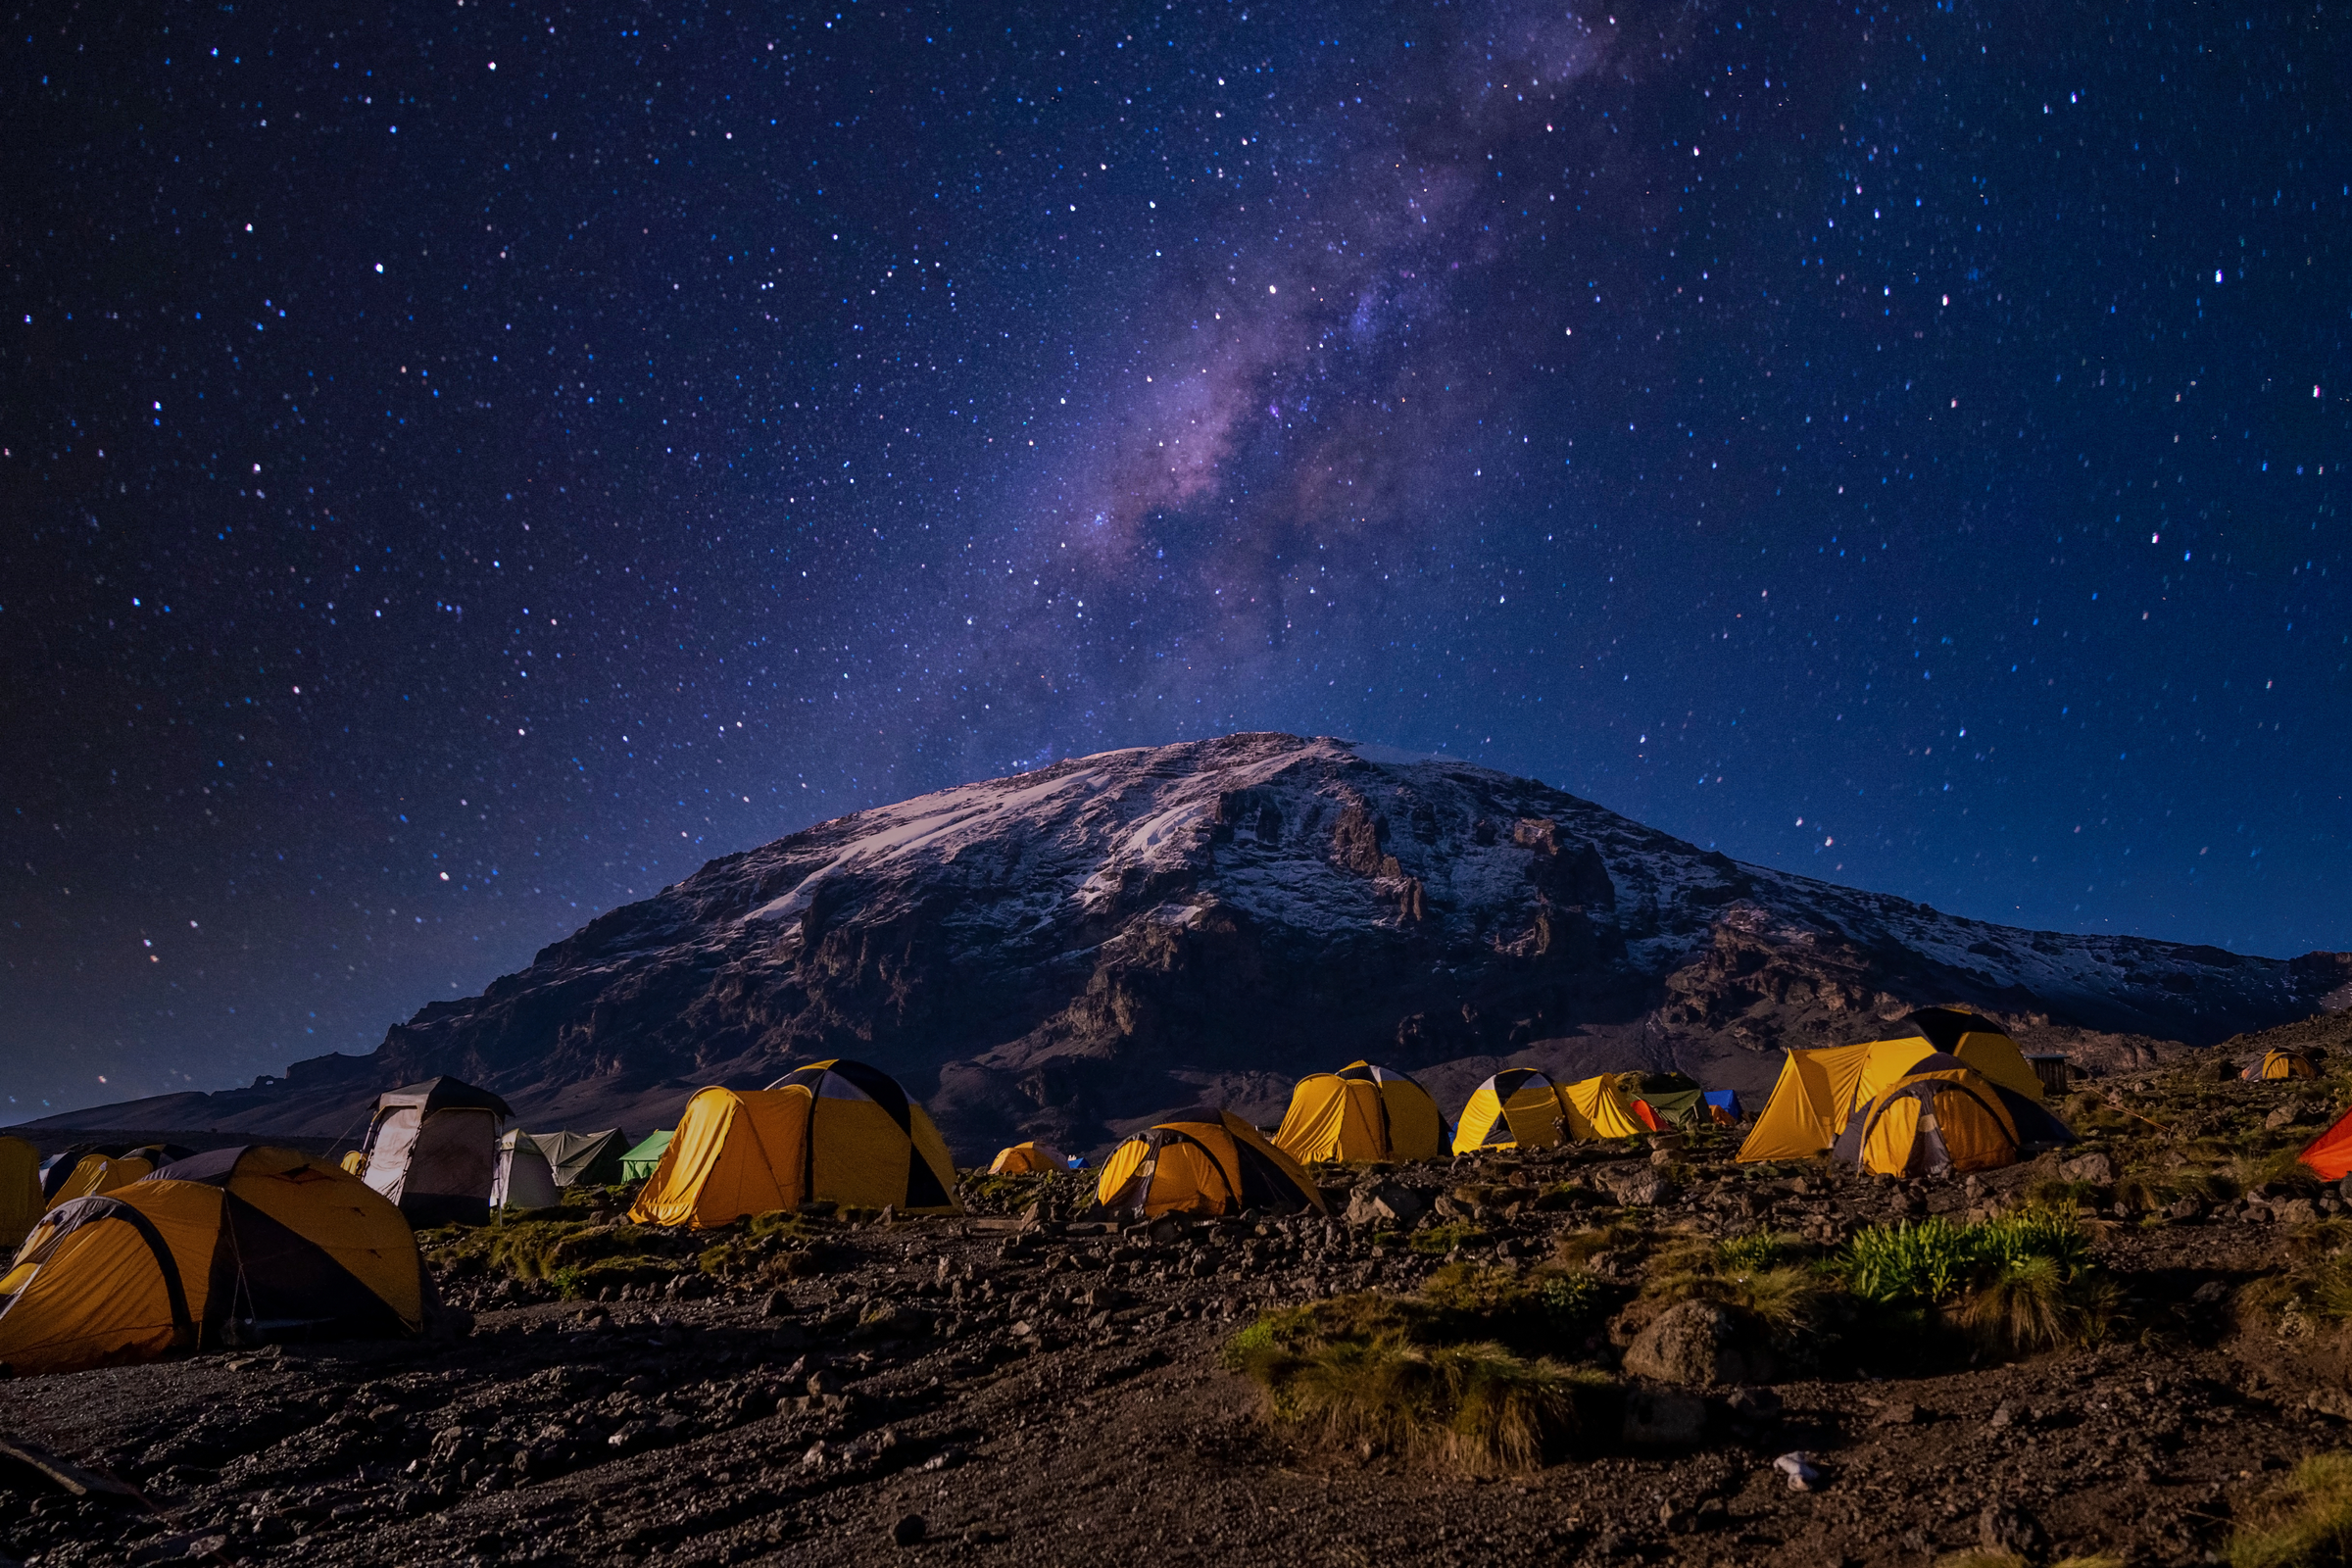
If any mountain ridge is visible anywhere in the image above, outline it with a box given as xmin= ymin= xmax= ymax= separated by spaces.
xmin=27 ymin=733 xmax=2351 ymax=1155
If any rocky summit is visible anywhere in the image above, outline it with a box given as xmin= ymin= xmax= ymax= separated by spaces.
xmin=36 ymin=733 xmax=2351 ymax=1153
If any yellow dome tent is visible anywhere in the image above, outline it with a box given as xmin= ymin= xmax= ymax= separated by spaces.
xmin=1830 ymin=1057 xmax=2026 ymax=1177
xmin=0 ymin=1148 xmax=421 ymax=1378
xmin=1096 ymin=1111 xmax=1326 ymax=1219
xmin=44 ymin=1153 xmax=157 ymax=1212
xmin=1737 ymin=1008 xmax=2048 ymax=1163
xmin=629 ymin=1059 xmax=961 ymax=1230
xmin=1452 ymin=1068 xmax=1646 ymax=1153
xmin=988 ymin=1141 xmax=1067 ymax=1175
xmin=1272 ymin=1061 xmax=1449 ymax=1164
xmin=0 ymin=1137 xmax=38 ymax=1253
xmin=2243 ymin=1049 xmax=2318 ymax=1081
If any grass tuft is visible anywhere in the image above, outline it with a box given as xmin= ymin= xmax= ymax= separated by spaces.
xmin=2225 ymin=1451 xmax=2352 ymax=1568
xmin=1409 ymin=1221 xmax=1492 ymax=1255
xmin=1225 ymin=1268 xmax=1615 ymax=1473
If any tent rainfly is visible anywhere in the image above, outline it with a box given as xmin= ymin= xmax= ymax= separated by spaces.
xmin=41 ymin=1146 xmax=196 ymax=1214
xmin=353 ymin=1077 xmax=513 ymax=1228
xmin=492 ymin=1131 xmax=560 ymax=1214
xmin=1702 ymin=1089 xmax=1744 ymax=1124
xmin=1272 ymin=1061 xmax=1450 ymax=1164
xmin=1830 ymin=1054 xmax=2072 ymax=1177
xmin=1453 ymin=1069 xmax=1647 ymax=1152
xmin=2244 ymin=1049 xmax=2318 ymax=1082
xmin=0 ymin=1147 xmax=421 ymax=1378
xmin=1096 ymin=1111 xmax=1326 ymax=1220
xmin=618 ymin=1130 xmax=674 ymax=1183
xmin=988 ymin=1142 xmax=1068 ymax=1175
xmin=629 ymin=1059 xmax=960 ymax=1230
xmin=1737 ymin=1008 xmax=2054 ymax=1163
xmin=1627 ymin=1073 xmax=1708 ymax=1133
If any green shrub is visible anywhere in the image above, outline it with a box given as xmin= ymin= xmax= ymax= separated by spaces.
xmin=549 ymin=1266 xmax=587 ymax=1300
xmin=2226 ymin=1451 xmax=2352 ymax=1568
xmin=1840 ymin=1216 xmax=1980 ymax=1305
xmin=1717 ymin=1229 xmax=1798 ymax=1274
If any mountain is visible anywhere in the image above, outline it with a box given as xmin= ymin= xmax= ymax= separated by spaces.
xmin=26 ymin=733 xmax=2351 ymax=1156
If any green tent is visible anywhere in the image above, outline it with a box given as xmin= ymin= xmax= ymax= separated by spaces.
xmin=533 ymin=1128 xmax=631 ymax=1188
xmin=1632 ymin=1087 xmax=1708 ymax=1130
xmin=618 ymin=1129 xmax=673 ymax=1183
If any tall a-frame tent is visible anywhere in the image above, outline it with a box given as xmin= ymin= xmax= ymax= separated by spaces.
xmin=1272 ymin=1061 xmax=1450 ymax=1164
xmin=1738 ymin=1007 xmax=2053 ymax=1163
xmin=353 ymin=1078 xmax=513 ymax=1227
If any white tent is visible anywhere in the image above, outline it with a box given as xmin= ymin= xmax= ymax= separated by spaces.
xmin=492 ymin=1129 xmax=560 ymax=1213
xmin=355 ymin=1077 xmax=512 ymax=1227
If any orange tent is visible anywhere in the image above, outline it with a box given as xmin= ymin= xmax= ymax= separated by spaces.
xmin=2301 ymin=1106 xmax=2352 ymax=1182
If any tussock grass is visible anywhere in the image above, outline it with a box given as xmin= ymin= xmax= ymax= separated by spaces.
xmin=1552 ymin=1221 xmax=1642 ymax=1269
xmin=1409 ymin=1221 xmax=1492 ymax=1255
xmin=1274 ymin=1338 xmax=1603 ymax=1474
xmin=1226 ymin=1266 xmax=1615 ymax=1472
xmin=1958 ymin=1254 xmax=2121 ymax=1352
xmin=2226 ymin=1451 xmax=2352 ymax=1568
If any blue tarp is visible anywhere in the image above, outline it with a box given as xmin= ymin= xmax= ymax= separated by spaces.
xmin=1703 ymin=1089 xmax=1744 ymax=1119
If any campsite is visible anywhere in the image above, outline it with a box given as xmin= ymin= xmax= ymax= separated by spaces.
xmin=4 ymin=1014 xmax=2352 ymax=1565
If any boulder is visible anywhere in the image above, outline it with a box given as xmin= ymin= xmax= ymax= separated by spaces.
xmin=1621 ymin=1300 xmax=1777 ymax=1387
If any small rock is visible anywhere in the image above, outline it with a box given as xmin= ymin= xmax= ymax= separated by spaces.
xmin=891 ymin=1513 xmax=928 ymax=1547
xmin=807 ymin=1370 xmax=843 ymax=1396
xmin=762 ymin=1291 xmax=793 ymax=1318
xmin=2059 ymin=1152 xmax=2115 ymax=1185
xmin=2264 ymin=1105 xmax=2298 ymax=1131
xmin=1870 ymin=1400 xmax=1919 ymax=1427
xmin=2307 ymin=1389 xmax=2352 ymax=1421
xmin=2278 ymin=1198 xmax=2320 ymax=1226
xmin=1986 ymin=1400 xmax=2018 ymax=1431
xmin=1773 ymin=1451 xmax=1821 ymax=1492
xmin=1979 ymin=1502 xmax=2044 ymax=1554
xmin=802 ymin=1442 xmax=830 ymax=1468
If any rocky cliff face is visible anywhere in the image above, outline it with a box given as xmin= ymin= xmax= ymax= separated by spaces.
xmin=38 ymin=734 xmax=2351 ymax=1155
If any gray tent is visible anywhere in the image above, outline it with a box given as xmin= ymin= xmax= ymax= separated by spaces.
xmin=532 ymin=1128 xmax=630 ymax=1189
xmin=492 ymin=1129 xmax=560 ymax=1213
xmin=355 ymin=1077 xmax=513 ymax=1227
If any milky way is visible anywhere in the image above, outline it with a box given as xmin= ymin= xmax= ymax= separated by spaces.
xmin=4 ymin=0 xmax=2346 ymax=1114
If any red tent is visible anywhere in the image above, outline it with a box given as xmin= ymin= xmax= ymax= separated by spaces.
xmin=2300 ymin=1105 xmax=2352 ymax=1182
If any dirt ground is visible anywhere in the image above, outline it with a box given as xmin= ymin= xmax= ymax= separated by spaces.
xmin=8 ymin=1041 xmax=2352 ymax=1567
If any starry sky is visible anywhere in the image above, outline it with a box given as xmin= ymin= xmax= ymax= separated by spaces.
xmin=5 ymin=0 xmax=2346 ymax=1117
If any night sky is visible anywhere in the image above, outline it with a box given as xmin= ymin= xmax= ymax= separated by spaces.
xmin=5 ymin=1 xmax=2346 ymax=1117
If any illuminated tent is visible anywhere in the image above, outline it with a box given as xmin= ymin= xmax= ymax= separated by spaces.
xmin=40 ymin=1146 xmax=195 ymax=1214
xmin=1452 ymin=1069 xmax=1647 ymax=1152
xmin=1096 ymin=1110 xmax=1325 ymax=1220
xmin=1702 ymin=1089 xmax=1743 ymax=1124
xmin=0 ymin=1148 xmax=420 ymax=1378
xmin=629 ymin=1060 xmax=960 ymax=1230
xmin=1272 ymin=1062 xmax=1450 ymax=1164
xmin=1452 ymin=1069 xmax=1571 ymax=1153
xmin=491 ymin=1131 xmax=560 ymax=1214
xmin=352 ymin=1077 xmax=512 ymax=1228
xmin=0 ymin=1138 xmax=39 ymax=1253
xmin=988 ymin=1142 xmax=1068 ymax=1175
xmin=1627 ymin=1073 xmax=1710 ymax=1133
xmin=2243 ymin=1049 xmax=2318 ymax=1082
xmin=1828 ymin=1054 xmax=2070 ymax=1177
xmin=1738 ymin=1009 xmax=2053 ymax=1162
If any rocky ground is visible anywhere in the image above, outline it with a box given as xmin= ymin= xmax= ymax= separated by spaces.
xmin=10 ymin=1019 xmax=2352 ymax=1566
